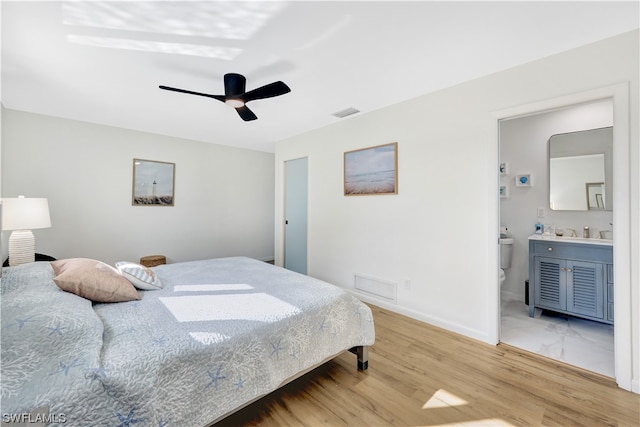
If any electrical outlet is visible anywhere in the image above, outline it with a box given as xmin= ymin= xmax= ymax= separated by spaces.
xmin=404 ymin=279 xmax=411 ymax=290
xmin=537 ymin=207 xmax=547 ymax=218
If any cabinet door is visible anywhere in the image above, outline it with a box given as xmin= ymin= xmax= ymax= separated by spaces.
xmin=606 ymin=264 xmax=614 ymax=322
xmin=534 ymin=257 xmax=565 ymax=311
xmin=566 ymin=260 xmax=604 ymax=319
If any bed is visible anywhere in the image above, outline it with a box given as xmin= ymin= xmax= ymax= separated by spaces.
xmin=0 ymin=256 xmax=375 ymax=426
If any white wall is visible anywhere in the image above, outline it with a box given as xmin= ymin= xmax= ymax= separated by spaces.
xmin=275 ymin=30 xmax=639 ymax=390
xmin=1 ymin=109 xmax=275 ymax=265
xmin=500 ymin=99 xmax=614 ymax=301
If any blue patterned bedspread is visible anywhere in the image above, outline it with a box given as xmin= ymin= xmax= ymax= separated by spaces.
xmin=1 ymin=257 xmax=375 ymax=426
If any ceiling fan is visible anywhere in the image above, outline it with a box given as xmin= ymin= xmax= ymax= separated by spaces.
xmin=159 ymin=73 xmax=291 ymax=121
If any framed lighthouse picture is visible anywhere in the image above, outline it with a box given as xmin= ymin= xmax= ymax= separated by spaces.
xmin=132 ymin=159 xmax=175 ymax=206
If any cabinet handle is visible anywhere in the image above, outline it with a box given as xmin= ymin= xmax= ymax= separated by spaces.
xmin=567 ymin=268 xmax=573 ymax=273
xmin=561 ymin=267 xmax=566 ymax=272
xmin=547 ymin=247 xmax=553 ymax=252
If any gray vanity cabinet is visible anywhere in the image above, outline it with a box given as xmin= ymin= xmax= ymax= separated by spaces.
xmin=528 ymin=238 xmax=613 ymax=324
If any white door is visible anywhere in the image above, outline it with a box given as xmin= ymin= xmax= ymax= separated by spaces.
xmin=284 ymin=157 xmax=308 ymax=274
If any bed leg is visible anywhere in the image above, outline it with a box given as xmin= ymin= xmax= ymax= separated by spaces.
xmin=349 ymin=346 xmax=369 ymax=371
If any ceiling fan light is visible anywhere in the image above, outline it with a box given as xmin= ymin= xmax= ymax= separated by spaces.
xmin=225 ymin=99 xmax=245 ymax=108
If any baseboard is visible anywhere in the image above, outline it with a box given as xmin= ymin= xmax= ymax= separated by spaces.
xmin=349 ymin=290 xmax=492 ymax=344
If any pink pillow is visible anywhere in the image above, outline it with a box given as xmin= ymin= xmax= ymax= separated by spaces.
xmin=51 ymin=258 xmax=140 ymax=303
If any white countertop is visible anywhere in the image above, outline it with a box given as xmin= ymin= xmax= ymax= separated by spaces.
xmin=528 ymin=233 xmax=613 ymax=247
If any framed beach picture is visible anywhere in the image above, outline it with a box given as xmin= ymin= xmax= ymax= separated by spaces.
xmin=132 ymin=159 xmax=175 ymax=206
xmin=344 ymin=142 xmax=398 ymax=196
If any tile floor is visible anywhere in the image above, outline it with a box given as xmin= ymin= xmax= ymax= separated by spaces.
xmin=500 ymin=297 xmax=614 ymax=378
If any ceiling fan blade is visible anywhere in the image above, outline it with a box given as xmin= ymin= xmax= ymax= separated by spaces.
xmin=242 ymin=81 xmax=291 ymax=103
xmin=235 ymin=105 xmax=258 ymax=121
xmin=159 ymin=85 xmax=225 ymax=102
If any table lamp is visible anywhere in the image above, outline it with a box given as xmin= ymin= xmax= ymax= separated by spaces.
xmin=1 ymin=196 xmax=51 ymax=266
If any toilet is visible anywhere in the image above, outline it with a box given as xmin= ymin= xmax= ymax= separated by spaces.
xmin=499 ymin=238 xmax=514 ymax=286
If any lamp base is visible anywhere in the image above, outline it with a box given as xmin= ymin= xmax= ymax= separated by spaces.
xmin=8 ymin=230 xmax=35 ymax=267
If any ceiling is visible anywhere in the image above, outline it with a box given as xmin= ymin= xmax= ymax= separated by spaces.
xmin=2 ymin=1 xmax=638 ymax=152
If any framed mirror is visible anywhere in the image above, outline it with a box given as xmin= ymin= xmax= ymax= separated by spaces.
xmin=132 ymin=159 xmax=175 ymax=206
xmin=548 ymin=127 xmax=612 ymax=211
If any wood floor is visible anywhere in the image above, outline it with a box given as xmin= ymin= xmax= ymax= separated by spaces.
xmin=217 ymin=305 xmax=640 ymax=426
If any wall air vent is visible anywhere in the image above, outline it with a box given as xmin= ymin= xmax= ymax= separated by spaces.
xmin=332 ymin=107 xmax=360 ymax=118
xmin=354 ymin=273 xmax=397 ymax=303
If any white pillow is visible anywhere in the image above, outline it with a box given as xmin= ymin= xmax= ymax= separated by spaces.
xmin=115 ymin=261 xmax=163 ymax=290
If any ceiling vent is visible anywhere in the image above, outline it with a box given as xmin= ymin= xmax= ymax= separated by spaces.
xmin=332 ymin=107 xmax=360 ymax=118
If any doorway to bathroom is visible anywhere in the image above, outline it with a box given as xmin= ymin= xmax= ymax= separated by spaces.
xmin=496 ymin=87 xmax=630 ymax=385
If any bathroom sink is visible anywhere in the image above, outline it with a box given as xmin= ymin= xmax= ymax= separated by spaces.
xmin=529 ymin=234 xmax=613 ymax=246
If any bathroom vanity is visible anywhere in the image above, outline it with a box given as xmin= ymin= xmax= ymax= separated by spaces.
xmin=528 ymin=235 xmax=613 ymax=324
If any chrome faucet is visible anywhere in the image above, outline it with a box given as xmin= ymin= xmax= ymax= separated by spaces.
xmin=565 ymin=228 xmax=577 ymax=237
xmin=600 ymin=222 xmax=613 ymax=239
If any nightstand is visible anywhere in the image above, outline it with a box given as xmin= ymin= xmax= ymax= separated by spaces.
xmin=3 ymin=253 xmax=56 ymax=267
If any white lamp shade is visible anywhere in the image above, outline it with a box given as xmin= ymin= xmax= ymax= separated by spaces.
xmin=1 ymin=198 xmax=51 ymax=231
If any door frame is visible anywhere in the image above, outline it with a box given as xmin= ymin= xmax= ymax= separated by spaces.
xmin=491 ymin=83 xmax=632 ymax=391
